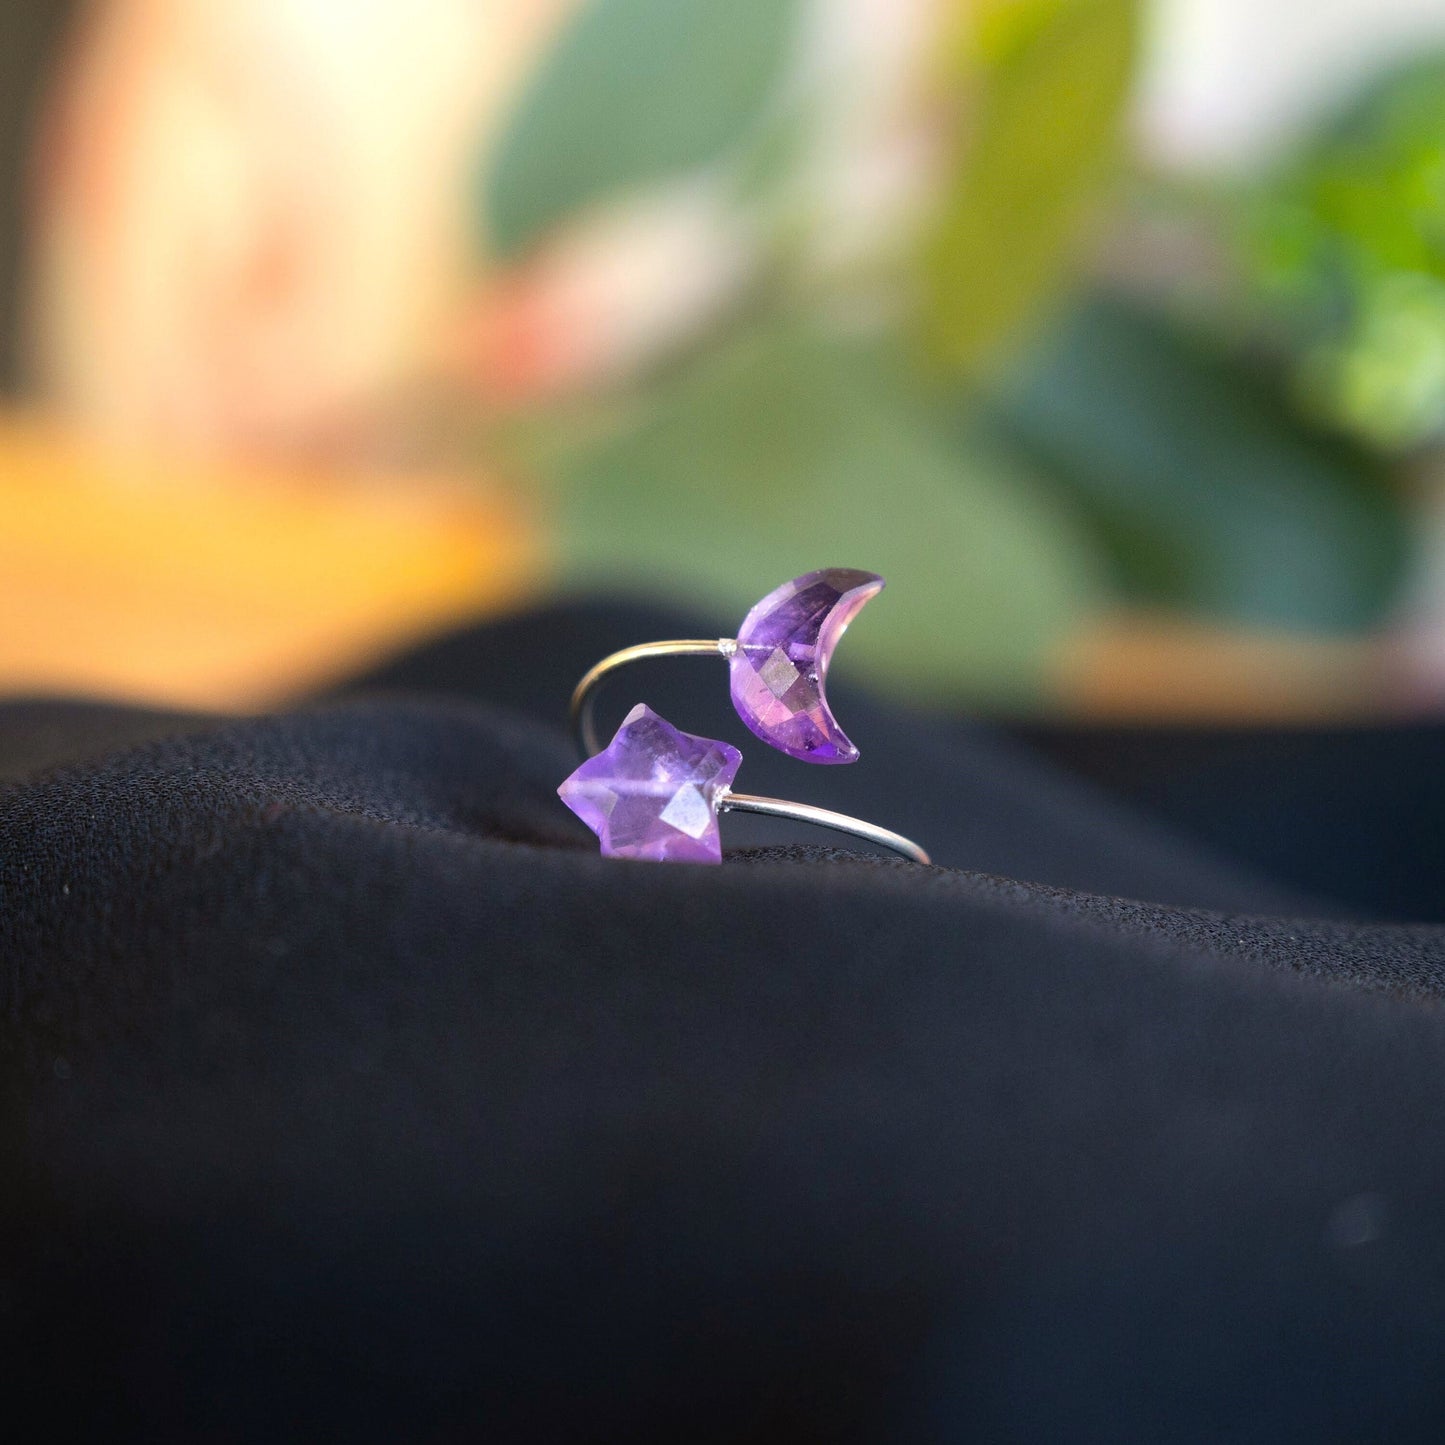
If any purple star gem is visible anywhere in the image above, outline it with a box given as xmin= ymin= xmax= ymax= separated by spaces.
xmin=558 ymin=704 xmax=743 ymax=863
xmin=729 ymin=568 xmax=884 ymax=764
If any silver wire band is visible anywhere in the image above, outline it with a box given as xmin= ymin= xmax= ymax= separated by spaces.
xmin=719 ymin=791 xmax=930 ymax=864
xmin=569 ymin=639 xmax=931 ymax=865
xmin=571 ymin=639 xmax=731 ymax=758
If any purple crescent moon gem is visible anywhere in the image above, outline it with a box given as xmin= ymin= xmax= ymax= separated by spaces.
xmin=728 ymin=568 xmax=884 ymax=765
xmin=558 ymin=703 xmax=742 ymax=863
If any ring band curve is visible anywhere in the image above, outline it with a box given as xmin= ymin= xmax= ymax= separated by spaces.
xmin=571 ymin=639 xmax=732 ymax=759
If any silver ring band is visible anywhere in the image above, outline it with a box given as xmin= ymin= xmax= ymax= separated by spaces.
xmin=571 ymin=639 xmax=729 ymax=758
xmin=718 ymin=791 xmax=930 ymax=865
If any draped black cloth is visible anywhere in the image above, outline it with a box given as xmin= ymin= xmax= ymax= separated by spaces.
xmin=4 ymin=602 xmax=1444 ymax=1441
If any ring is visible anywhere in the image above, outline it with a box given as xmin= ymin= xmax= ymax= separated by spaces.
xmin=563 ymin=568 xmax=928 ymax=864
xmin=559 ymin=705 xmax=930 ymax=865
xmin=571 ymin=568 xmax=886 ymax=764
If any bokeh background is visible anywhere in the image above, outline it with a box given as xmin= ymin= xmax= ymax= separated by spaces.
xmin=6 ymin=0 xmax=1445 ymax=720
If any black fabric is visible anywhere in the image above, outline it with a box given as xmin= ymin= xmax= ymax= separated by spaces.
xmin=4 ymin=601 xmax=1445 ymax=1442
xmin=1012 ymin=720 xmax=1445 ymax=923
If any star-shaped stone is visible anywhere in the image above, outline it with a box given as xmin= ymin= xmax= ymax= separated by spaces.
xmin=558 ymin=704 xmax=743 ymax=863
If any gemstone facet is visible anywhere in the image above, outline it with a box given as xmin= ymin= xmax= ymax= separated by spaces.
xmin=558 ymin=704 xmax=742 ymax=863
xmin=728 ymin=568 xmax=883 ymax=764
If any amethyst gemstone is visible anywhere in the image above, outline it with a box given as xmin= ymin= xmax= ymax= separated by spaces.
xmin=729 ymin=568 xmax=884 ymax=764
xmin=558 ymin=703 xmax=742 ymax=863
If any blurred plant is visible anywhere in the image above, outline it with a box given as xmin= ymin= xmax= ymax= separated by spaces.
xmin=988 ymin=295 xmax=1405 ymax=630
xmin=1239 ymin=56 xmax=1445 ymax=450
xmin=473 ymin=0 xmax=1410 ymax=699
xmin=484 ymin=0 xmax=801 ymax=262
xmin=920 ymin=0 xmax=1137 ymax=371
xmin=464 ymin=0 xmax=1142 ymax=702
xmin=26 ymin=0 xmax=1433 ymax=709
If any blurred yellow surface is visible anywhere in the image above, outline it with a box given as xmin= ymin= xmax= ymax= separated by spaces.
xmin=0 ymin=413 xmax=541 ymax=709
xmin=1058 ymin=614 xmax=1386 ymax=722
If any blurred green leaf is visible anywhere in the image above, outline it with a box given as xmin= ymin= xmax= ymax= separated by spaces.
xmin=990 ymin=296 xmax=1409 ymax=630
xmin=919 ymin=0 xmax=1139 ymax=373
xmin=484 ymin=0 xmax=800 ymax=259
xmin=555 ymin=324 xmax=1110 ymax=703
xmin=1238 ymin=55 xmax=1445 ymax=448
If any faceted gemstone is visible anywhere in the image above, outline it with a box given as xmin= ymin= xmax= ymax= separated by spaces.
xmin=728 ymin=568 xmax=883 ymax=764
xmin=558 ymin=704 xmax=742 ymax=863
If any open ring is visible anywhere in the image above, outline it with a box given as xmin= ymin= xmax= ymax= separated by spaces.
xmin=559 ymin=704 xmax=930 ymax=866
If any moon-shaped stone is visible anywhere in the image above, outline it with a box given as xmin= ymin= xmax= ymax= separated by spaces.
xmin=728 ymin=568 xmax=884 ymax=764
